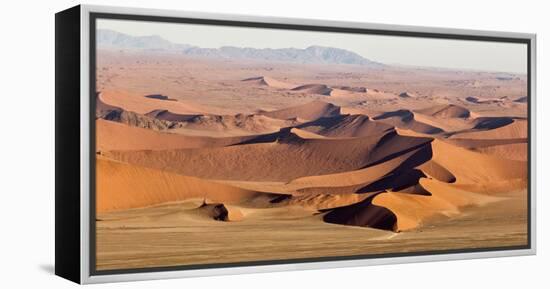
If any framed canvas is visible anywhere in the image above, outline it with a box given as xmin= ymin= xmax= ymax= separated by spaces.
xmin=55 ymin=4 xmax=536 ymax=284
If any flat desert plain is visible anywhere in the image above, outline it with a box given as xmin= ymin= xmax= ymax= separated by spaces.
xmin=95 ymin=49 xmax=528 ymax=271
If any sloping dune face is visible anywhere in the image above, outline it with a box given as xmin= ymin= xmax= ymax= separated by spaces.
xmin=291 ymin=84 xmax=333 ymax=95
xmin=96 ymin=157 xmax=268 ymax=213
xmin=96 ymin=119 xmax=259 ymax=151
xmin=260 ymin=100 xmax=341 ymax=121
xmin=416 ymin=104 xmax=471 ymax=118
xmin=298 ymin=114 xmax=394 ymax=137
xmin=430 ymin=140 xmax=526 ymax=185
xmin=373 ymin=109 xmax=444 ymax=135
xmin=174 ymin=113 xmax=297 ymax=134
xmin=241 ymin=76 xmax=295 ymax=89
xmin=103 ymin=130 xmax=432 ymax=182
xmin=451 ymin=119 xmax=527 ymax=140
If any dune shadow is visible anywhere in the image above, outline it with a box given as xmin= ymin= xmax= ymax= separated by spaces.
xmin=323 ymin=194 xmax=397 ymax=231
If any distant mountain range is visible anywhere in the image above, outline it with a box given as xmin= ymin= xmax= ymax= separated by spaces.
xmin=97 ymin=29 xmax=383 ymax=67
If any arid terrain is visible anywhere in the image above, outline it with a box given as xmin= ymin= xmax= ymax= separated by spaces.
xmin=95 ymin=40 xmax=528 ymax=271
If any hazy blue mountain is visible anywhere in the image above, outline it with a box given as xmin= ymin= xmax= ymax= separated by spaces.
xmin=97 ymin=29 xmax=192 ymax=50
xmin=97 ymin=29 xmax=383 ymax=67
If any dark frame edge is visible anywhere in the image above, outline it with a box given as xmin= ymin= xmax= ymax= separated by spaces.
xmin=55 ymin=4 xmax=82 ymax=284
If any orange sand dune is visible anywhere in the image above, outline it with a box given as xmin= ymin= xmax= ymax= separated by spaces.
xmin=99 ymin=90 xmax=207 ymax=115
xmin=410 ymin=112 xmax=471 ymax=132
xmin=103 ymin=130 xmax=432 ymax=182
xmin=287 ymin=143 xmax=431 ymax=190
xmin=443 ymin=137 xmax=526 ymax=149
xmin=417 ymin=160 xmax=456 ymax=183
xmin=96 ymin=157 xmax=274 ymax=213
xmin=291 ymin=84 xmax=333 ymax=95
xmin=216 ymin=144 xmax=429 ymax=195
xmin=297 ymin=114 xmax=394 ymax=138
xmin=340 ymin=106 xmax=383 ymax=116
xmin=442 ymin=137 xmax=527 ymax=161
xmin=473 ymin=143 xmax=528 ymax=161
xmin=373 ymin=109 xmax=444 ymax=134
xmin=260 ymin=100 xmax=341 ymax=121
xmin=241 ymin=76 xmax=295 ymax=89
xmin=289 ymin=128 xmax=327 ymax=139
xmin=96 ymin=119 xmax=260 ymax=151
xmin=430 ymin=139 xmax=526 ymax=185
xmin=177 ymin=113 xmax=297 ymax=135
xmin=416 ymin=104 xmax=471 ymax=118
xmin=372 ymin=178 xmax=502 ymax=231
xmin=450 ymin=119 xmax=527 ymax=140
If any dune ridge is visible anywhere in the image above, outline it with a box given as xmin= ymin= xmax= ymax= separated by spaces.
xmin=416 ymin=104 xmax=471 ymax=118
xmin=259 ymin=100 xmax=341 ymax=121
xmin=96 ymin=119 xmax=264 ymax=151
xmin=373 ymin=109 xmax=444 ymax=135
xmin=241 ymin=76 xmax=295 ymax=89
xmin=96 ymin=156 xmax=286 ymax=213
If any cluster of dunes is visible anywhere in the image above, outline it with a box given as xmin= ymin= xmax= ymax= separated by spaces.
xmin=96 ymin=119 xmax=262 ymax=151
xmin=465 ymin=95 xmax=527 ymax=105
xmin=97 ymin=90 xmax=300 ymax=136
xmin=94 ymin=50 xmax=529 ymax=270
xmin=242 ymin=76 xmax=373 ymax=98
xmin=96 ymin=89 xmax=527 ymax=234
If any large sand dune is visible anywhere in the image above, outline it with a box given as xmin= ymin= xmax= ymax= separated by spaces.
xmin=260 ymin=100 xmax=341 ymax=121
xmin=241 ymin=76 xmax=295 ymax=89
xmin=96 ymin=119 xmax=261 ymax=151
xmin=373 ymin=109 xmax=444 ymax=134
xmin=416 ymin=104 xmax=472 ymax=118
xmin=103 ymin=130 xmax=432 ymax=182
xmin=96 ymin=156 xmax=283 ymax=213
xmin=297 ymin=114 xmax=394 ymax=137
xmin=430 ymin=139 xmax=527 ymax=185
xmin=371 ymin=178 xmax=502 ymax=231
xmin=450 ymin=119 xmax=527 ymax=139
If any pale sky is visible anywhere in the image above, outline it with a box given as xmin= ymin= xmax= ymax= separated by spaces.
xmin=97 ymin=19 xmax=528 ymax=74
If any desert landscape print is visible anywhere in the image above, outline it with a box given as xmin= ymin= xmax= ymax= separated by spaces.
xmin=94 ymin=18 xmax=529 ymax=271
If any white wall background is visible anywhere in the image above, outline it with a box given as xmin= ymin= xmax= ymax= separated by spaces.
xmin=0 ymin=0 xmax=547 ymax=287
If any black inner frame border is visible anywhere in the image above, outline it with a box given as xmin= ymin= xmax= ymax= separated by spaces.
xmin=89 ymin=12 xmax=532 ymax=276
